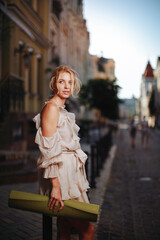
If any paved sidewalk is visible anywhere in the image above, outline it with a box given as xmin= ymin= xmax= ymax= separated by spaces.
xmin=0 ymin=143 xmax=116 ymax=240
xmin=97 ymin=126 xmax=160 ymax=240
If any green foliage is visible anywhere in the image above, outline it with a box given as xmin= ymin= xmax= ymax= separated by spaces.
xmin=149 ymin=88 xmax=156 ymax=116
xmin=80 ymin=78 xmax=120 ymax=119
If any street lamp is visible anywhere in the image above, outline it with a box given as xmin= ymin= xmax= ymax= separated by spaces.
xmin=14 ymin=40 xmax=25 ymax=55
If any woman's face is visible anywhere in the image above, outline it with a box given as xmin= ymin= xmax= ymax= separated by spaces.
xmin=56 ymin=72 xmax=73 ymax=99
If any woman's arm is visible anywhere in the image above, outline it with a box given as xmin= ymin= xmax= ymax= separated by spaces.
xmin=49 ymin=178 xmax=64 ymax=211
xmin=41 ymin=103 xmax=64 ymax=211
xmin=41 ymin=102 xmax=58 ymax=137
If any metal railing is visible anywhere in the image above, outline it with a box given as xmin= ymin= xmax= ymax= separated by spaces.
xmin=85 ymin=129 xmax=112 ymax=188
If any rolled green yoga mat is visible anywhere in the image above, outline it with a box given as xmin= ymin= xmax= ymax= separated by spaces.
xmin=8 ymin=190 xmax=99 ymax=222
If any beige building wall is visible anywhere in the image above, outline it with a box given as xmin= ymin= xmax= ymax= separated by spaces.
xmin=88 ymin=55 xmax=116 ymax=81
xmin=154 ymin=57 xmax=160 ymax=108
xmin=47 ymin=0 xmax=90 ymax=93
xmin=140 ymin=79 xmax=150 ymax=118
xmin=59 ymin=0 xmax=90 ymax=84
xmin=154 ymin=57 xmax=160 ymax=126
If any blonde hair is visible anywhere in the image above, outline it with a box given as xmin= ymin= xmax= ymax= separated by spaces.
xmin=49 ymin=65 xmax=81 ymax=97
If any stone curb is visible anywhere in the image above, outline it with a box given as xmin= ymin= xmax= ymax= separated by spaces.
xmin=88 ymin=144 xmax=117 ymax=240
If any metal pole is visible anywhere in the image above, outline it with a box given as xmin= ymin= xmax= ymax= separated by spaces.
xmin=90 ymin=144 xmax=96 ymax=188
xmin=43 ymin=214 xmax=52 ymax=240
xmin=96 ymin=141 xmax=100 ymax=177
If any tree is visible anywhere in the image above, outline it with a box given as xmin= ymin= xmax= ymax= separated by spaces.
xmin=80 ymin=78 xmax=120 ymax=119
xmin=149 ymin=88 xmax=156 ymax=116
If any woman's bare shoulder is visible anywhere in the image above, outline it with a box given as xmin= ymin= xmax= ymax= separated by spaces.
xmin=41 ymin=101 xmax=59 ymax=122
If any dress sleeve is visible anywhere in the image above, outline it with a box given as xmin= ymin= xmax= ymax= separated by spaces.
xmin=35 ymin=128 xmax=63 ymax=169
xmin=43 ymin=164 xmax=59 ymax=179
xmin=33 ymin=113 xmax=63 ymax=179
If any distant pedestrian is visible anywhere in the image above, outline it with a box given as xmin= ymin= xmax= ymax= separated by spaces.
xmin=141 ymin=116 xmax=150 ymax=147
xmin=129 ymin=119 xmax=137 ymax=149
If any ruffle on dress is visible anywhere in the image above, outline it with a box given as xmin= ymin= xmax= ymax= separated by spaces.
xmin=56 ymin=108 xmax=81 ymax=150
xmin=67 ymin=112 xmax=80 ymax=135
xmin=57 ymin=107 xmax=80 ymax=133
xmin=61 ymin=181 xmax=89 ymax=200
xmin=57 ymin=152 xmax=89 ymax=200
xmin=33 ymin=113 xmax=41 ymax=130
xmin=75 ymin=148 xmax=87 ymax=165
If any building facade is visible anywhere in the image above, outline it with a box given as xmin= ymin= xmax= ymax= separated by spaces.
xmin=119 ymin=97 xmax=138 ymax=120
xmin=48 ymin=0 xmax=90 ymax=85
xmin=88 ymin=55 xmax=115 ymax=81
xmin=154 ymin=56 xmax=160 ymax=127
xmin=0 ymin=0 xmax=50 ymax=150
xmin=140 ymin=61 xmax=156 ymax=126
xmin=60 ymin=0 xmax=90 ymax=84
xmin=0 ymin=0 xmax=90 ymax=150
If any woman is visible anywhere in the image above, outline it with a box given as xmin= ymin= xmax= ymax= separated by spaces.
xmin=33 ymin=65 xmax=95 ymax=240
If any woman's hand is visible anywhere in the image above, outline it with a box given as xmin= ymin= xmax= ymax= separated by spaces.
xmin=48 ymin=178 xmax=64 ymax=212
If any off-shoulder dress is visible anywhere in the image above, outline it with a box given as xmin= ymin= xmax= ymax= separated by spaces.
xmin=33 ymin=102 xmax=90 ymax=203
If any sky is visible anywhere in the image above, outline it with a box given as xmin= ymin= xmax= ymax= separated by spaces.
xmin=83 ymin=0 xmax=160 ymax=99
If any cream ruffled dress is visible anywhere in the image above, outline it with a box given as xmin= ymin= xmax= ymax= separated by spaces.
xmin=33 ymin=102 xmax=90 ymax=203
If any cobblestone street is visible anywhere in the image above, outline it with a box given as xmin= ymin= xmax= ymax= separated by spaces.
xmin=0 ymin=125 xmax=160 ymax=240
xmin=97 ymin=125 xmax=160 ymax=240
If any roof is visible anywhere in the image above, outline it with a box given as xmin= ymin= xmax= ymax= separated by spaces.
xmin=143 ymin=61 xmax=154 ymax=78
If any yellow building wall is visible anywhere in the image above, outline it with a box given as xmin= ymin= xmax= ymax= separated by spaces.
xmin=5 ymin=0 xmax=50 ymax=114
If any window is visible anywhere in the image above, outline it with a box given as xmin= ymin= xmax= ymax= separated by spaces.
xmin=13 ymin=122 xmax=23 ymax=141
